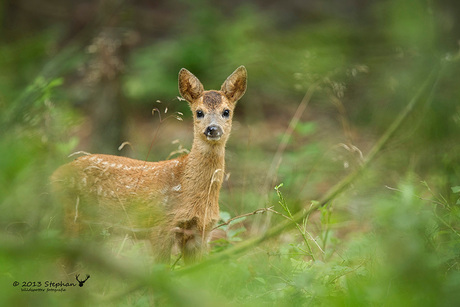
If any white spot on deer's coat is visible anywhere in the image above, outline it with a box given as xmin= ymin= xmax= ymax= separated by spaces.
xmin=97 ymin=186 xmax=102 ymax=195
xmin=110 ymin=163 xmax=116 ymax=168
xmin=81 ymin=177 xmax=87 ymax=187
xmin=172 ymin=184 xmax=181 ymax=192
xmin=84 ymin=165 xmax=102 ymax=172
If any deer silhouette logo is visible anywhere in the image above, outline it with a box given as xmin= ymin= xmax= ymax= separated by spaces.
xmin=75 ymin=274 xmax=90 ymax=287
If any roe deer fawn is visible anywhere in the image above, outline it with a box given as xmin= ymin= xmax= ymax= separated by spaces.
xmin=51 ymin=66 xmax=247 ymax=263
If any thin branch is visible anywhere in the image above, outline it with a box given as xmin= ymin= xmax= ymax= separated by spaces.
xmin=385 ymin=185 xmax=445 ymax=207
xmin=327 ymin=261 xmax=366 ymax=285
xmin=213 ymin=207 xmax=274 ymax=230
xmin=266 ymin=207 xmax=291 ymax=220
xmin=68 ymin=151 xmax=91 ymax=158
xmin=263 ymin=84 xmax=317 ymax=194
xmin=434 ymin=214 xmax=460 ymax=239
xmin=385 ymin=185 xmax=460 ymax=239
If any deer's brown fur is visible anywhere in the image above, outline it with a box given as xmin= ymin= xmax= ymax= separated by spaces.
xmin=51 ymin=66 xmax=247 ymax=263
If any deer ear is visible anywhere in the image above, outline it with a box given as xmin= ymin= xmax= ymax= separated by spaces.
xmin=221 ymin=66 xmax=247 ymax=102
xmin=178 ymin=68 xmax=204 ymax=103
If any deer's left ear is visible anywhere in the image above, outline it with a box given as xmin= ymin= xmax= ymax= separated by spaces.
xmin=221 ymin=66 xmax=247 ymax=102
xmin=179 ymin=68 xmax=204 ymax=103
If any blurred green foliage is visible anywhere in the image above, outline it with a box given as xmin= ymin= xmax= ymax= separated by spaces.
xmin=1 ymin=0 xmax=460 ymax=306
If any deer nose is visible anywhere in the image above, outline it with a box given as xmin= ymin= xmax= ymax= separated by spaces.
xmin=205 ymin=125 xmax=223 ymax=140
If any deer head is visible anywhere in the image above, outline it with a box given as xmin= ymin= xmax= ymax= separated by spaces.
xmin=178 ymin=66 xmax=247 ymax=146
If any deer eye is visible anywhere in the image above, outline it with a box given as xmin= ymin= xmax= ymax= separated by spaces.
xmin=196 ymin=110 xmax=204 ymax=118
xmin=222 ymin=109 xmax=230 ymax=118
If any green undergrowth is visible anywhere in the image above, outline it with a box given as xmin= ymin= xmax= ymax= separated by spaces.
xmin=2 ymin=170 xmax=459 ymax=306
xmin=1 ymin=85 xmax=459 ymax=305
xmin=2 ymin=2 xmax=460 ymax=302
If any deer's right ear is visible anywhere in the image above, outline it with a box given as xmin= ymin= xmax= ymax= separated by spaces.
xmin=178 ymin=68 xmax=204 ymax=103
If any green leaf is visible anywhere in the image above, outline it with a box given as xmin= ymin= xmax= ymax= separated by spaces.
xmin=219 ymin=211 xmax=231 ymax=222
xmin=56 ymin=137 xmax=78 ymax=156
xmin=254 ymin=277 xmax=266 ymax=285
xmin=451 ymin=186 xmax=460 ymax=194
xmin=295 ymin=121 xmax=316 ymax=136
xmin=229 ymin=216 xmax=247 ymax=226
xmin=48 ymin=78 xmax=63 ymax=88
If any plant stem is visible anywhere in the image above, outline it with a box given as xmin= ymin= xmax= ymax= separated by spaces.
xmin=275 ymin=184 xmax=315 ymax=260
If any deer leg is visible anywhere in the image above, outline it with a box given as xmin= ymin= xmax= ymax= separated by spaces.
xmin=174 ymin=222 xmax=207 ymax=264
xmin=150 ymin=226 xmax=174 ymax=263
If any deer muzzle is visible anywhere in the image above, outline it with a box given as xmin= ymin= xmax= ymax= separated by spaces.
xmin=204 ymin=125 xmax=223 ymax=141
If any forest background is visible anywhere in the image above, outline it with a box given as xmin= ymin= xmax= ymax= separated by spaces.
xmin=1 ymin=0 xmax=460 ymax=306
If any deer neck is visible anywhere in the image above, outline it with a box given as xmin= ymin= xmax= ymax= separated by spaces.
xmin=187 ymin=139 xmax=226 ymax=189
xmin=180 ymin=138 xmax=226 ymax=224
